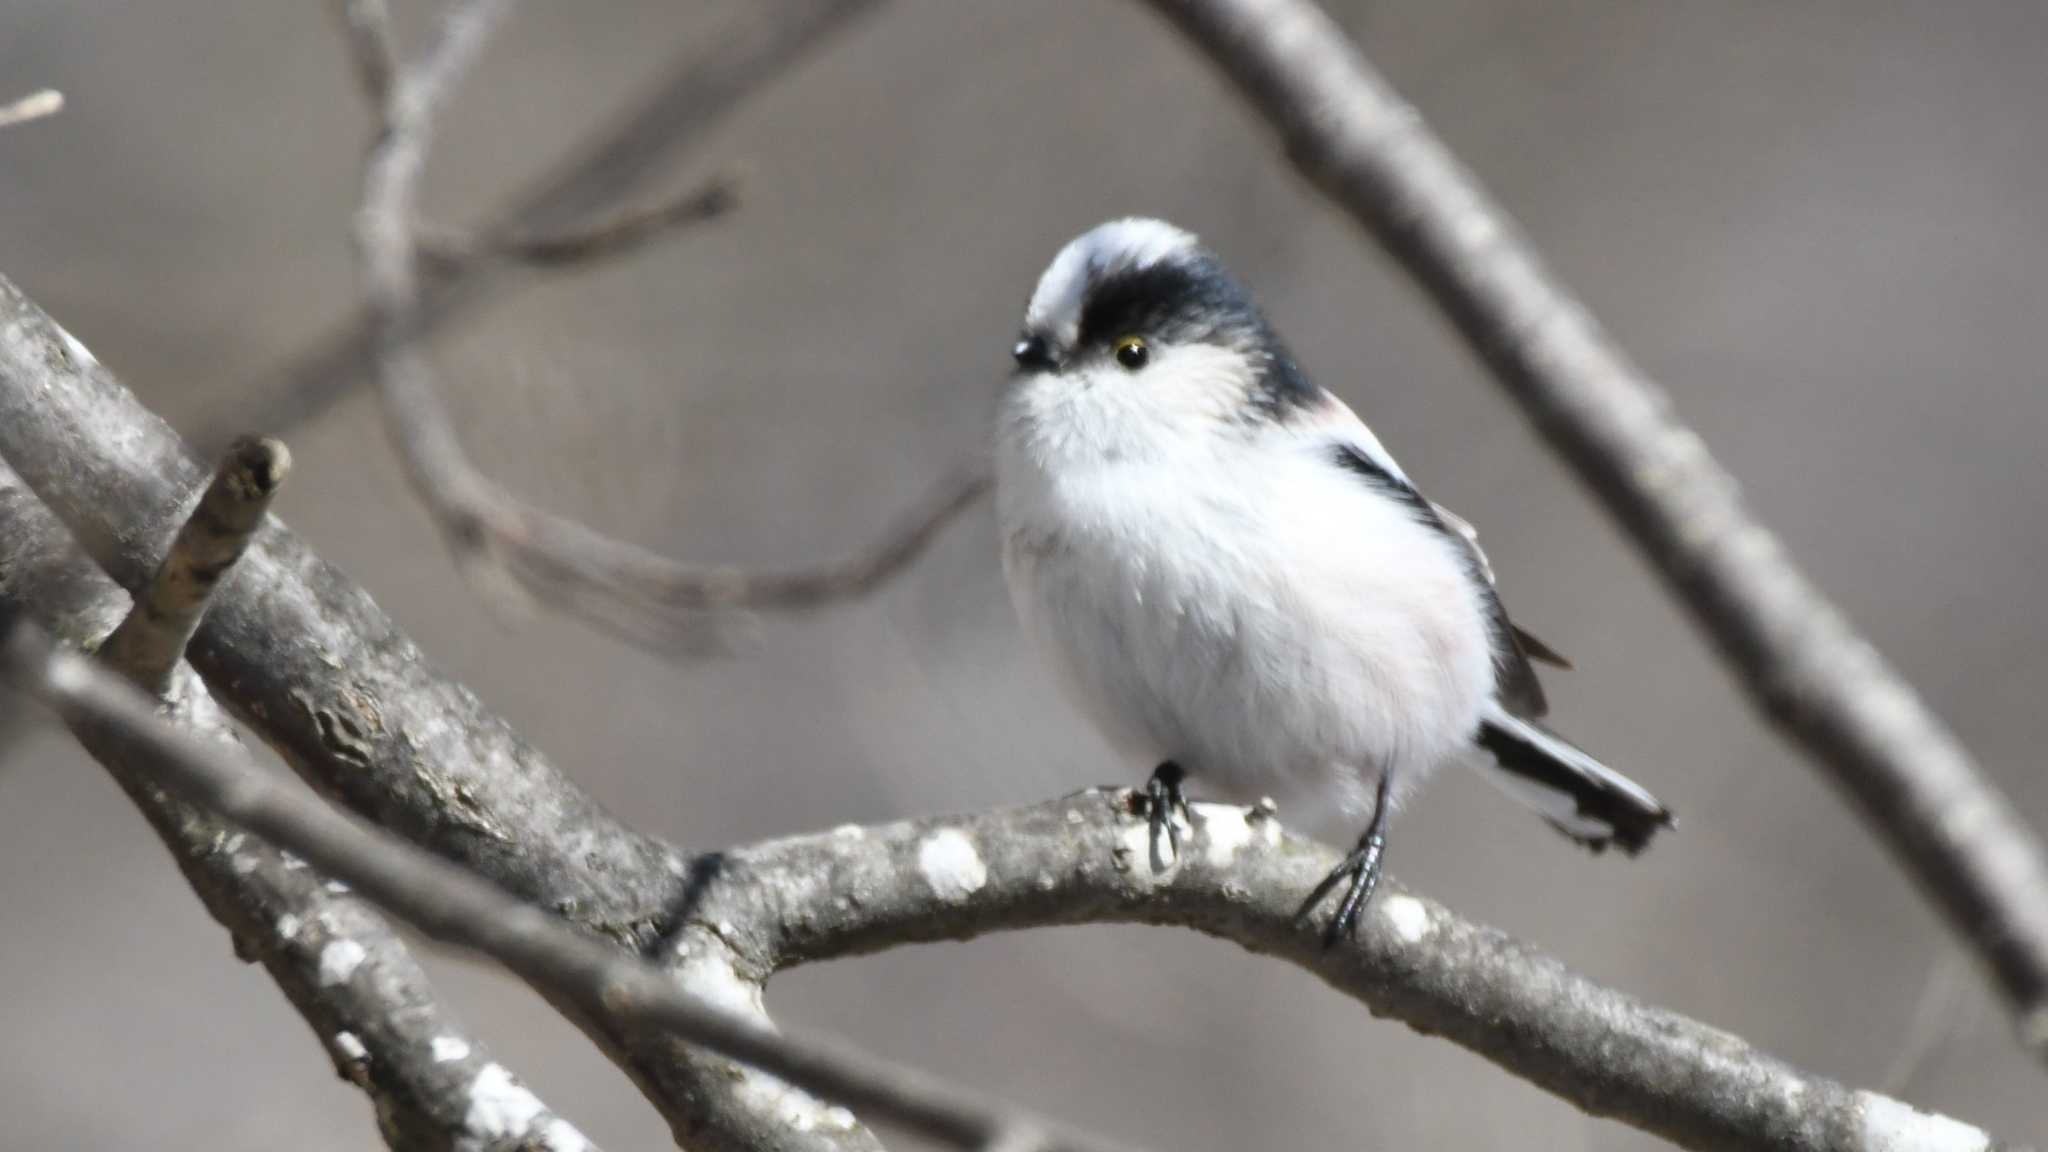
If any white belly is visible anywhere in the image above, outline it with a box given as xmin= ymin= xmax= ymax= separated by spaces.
xmin=998 ymin=429 xmax=1496 ymax=823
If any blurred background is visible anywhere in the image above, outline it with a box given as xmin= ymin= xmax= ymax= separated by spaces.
xmin=2 ymin=2 xmax=2044 ymax=1147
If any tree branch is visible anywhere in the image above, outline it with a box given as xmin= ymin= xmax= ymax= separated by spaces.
xmin=350 ymin=0 xmax=978 ymax=659
xmin=190 ymin=0 xmax=887 ymax=453
xmin=675 ymin=794 xmax=2009 ymax=1152
xmin=0 ymin=462 xmax=592 ymax=1152
xmin=0 ymin=267 xmax=905 ymax=1148
xmin=0 ymin=622 xmax=1148 ymax=1152
xmin=1143 ymin=0 xmax=2048 ymax=1058
xmin=0 ymin=269 xmax=685 ymax=936
xmin=98 ymin=436 xmax=288 ymax=695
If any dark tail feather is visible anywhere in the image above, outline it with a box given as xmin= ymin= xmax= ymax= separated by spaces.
xmin=1475 ymin=708 xmax=1674 ymax=855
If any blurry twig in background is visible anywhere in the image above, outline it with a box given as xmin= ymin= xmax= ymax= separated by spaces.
xmin=1148 ymin=0 xmax=2048 ymax=1062
xmin=0 ymin=88 xmax=62 ymax=128
xmin=0 ymin=457 xmax=590 ymax=1152
xmin=416 ymin=164 xmax=741 ymax=272
xmin=351 ymin=0 xmax=983 ymax=658
xmin=1880 ymin=947 xmax=1980 ymax=1098
xmin=0 ymin=621 xmax=1147 ymax=1152
xmin=192 ymin=0 xmax=888 ymax=452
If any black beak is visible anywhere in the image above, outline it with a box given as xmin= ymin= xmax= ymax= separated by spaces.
xmin=1011 ymin=333 xmax=1054 ymax=373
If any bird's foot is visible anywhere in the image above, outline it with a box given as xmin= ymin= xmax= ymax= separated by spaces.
xmin=1295 ymin=832 xmax=1386 ymax=947
xmin=1143 ymin=761 xmax=1194 ymax=864
xmin=1295 ymin=773 xmax=1392 ymax=948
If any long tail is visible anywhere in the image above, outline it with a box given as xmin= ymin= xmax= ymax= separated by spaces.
xmin=1474 ymin=707 xmax=1674 ymax=855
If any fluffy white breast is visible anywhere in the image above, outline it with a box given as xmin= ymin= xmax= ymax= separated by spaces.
xmin=995 ymin=384 xmax=1498 ymax=823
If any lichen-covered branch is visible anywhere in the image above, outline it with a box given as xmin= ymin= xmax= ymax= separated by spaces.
xmin=98 ymin=436 xmax=289 ymax=695
xmin=0 ymin=623 xmax=1147 ymax=1152
xmin=674 ymin=793 xmax=2009 ymax=1152
xmin=0 ymin=267 xmax=883 ymax=1148
xmin=192 ymin=0 xmax=887 ymax=453
xmin=1142 ymin=0 xmax=2048 ymax=1057
xmin=0 ymin=465 xmax=591 ymax=1152
xmin=0 ymin=268 xmax=686 ymax=939
xmin=349 ymin=0 xmax=980 ymax=659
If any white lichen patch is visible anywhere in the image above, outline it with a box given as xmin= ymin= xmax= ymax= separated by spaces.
xmin=431 ymin=1036 xmax=472 ymax=1063
xmin=276 ymin=914 xmax=301 ymax=941
xmin=672 ymin=949 xmax=770 ymax=1024
xmin=223 ymin=833 xmax=246 ymax=853
xmin=1854 ymin=1092 xmax=1989 ymax=1152
xmin=53 ymin=321 xmax=99 ymax=369
xmin=231 ymin=854 xmax=259 ymax=876
xmin=458 ymin=1063 xmax=548 ymax=1151
xmin=1197 ymin=803 xmax=1279 ymax=869
xmin=831 ymin=823 xmax=865 ymax=840
xmin=1380 ymin=894 xmax=1431 ymax=944
xmin=732 ymin=1069 xmax=861 ymax=1135
xmin=536 ymin=1117 xmax=590 ymax=1152
xmin=917 ymin=828 xmax=987 ymax=900
xmin=318 ymin=939 xmax=367 ymax=986
xmin=332 ymin=1031 xmax=367 ymax=1062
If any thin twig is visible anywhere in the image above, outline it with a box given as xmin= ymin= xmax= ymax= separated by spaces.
xmin=328 ymin=0 xmax=398 ymax=124
xmin=351 ymin=0 xmax=978 ymax=657
xmin=99 ymin=436 xmax=289 ymax=694
xmin=0 ymin=464 xmax=590 ymax=1152
xmin=0 ymin=89 xmax=63 ymax=129
xmin=1146 ymin=0 xmax=2048 ymax=1060
xmin=0 ymin=622 xmax=1145 ymax=1152
xmin=194 ymin=0 xmax=888 ymax=452
xmin=418 ymin=165 xmax=743 ymax=273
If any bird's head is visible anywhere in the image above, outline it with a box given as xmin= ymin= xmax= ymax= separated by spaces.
xmin=1004 ymin=219 xmax=1316 ymax=461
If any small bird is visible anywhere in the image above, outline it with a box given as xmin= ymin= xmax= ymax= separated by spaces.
xmin=995 ymin=219 xmax=1672 ymax=941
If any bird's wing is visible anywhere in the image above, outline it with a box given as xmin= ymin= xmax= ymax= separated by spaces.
xmin=1313 ymin=395 xmax=1564 ymax=719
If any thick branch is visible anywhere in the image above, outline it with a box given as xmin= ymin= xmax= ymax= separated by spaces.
xmin=0 ymin=269 xmax=685 ymax=936
xmin=0 ymin=626 xmax=1146 ymax=1152
xmin=0 ymin=268 xmax=875 ymax=1147
xmin=192 ymin=0 xmax=886 ymax=452
xmin=678 ymin=793 xmax=2009 ymax=1152
xmin=1144 ymin=0 xmax=2048 ymax=1054
xmin=0 ymin=465 xmax=590 ymax=1152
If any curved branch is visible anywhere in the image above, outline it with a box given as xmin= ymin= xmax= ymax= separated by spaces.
xmin=0 ymin=465 xmax=592 ymax=1152
xmin=681 ymin=794 xmax=2006 ymax=1152
xmin=1142 ymin=0 xmax=2048 ymax=1056
xmin=191 ymin=0 xmax=888 ymax=453
xmin=0 ymin=626 xmax=1146 ymax=1152
xmin=352 ymin=0 xmax=980 ymax=659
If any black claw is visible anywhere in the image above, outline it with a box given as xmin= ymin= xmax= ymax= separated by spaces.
xmin=1294 ymin=774 xmax=1393 ymax=947
xmin=1145 ymin=762 xmax=1193 ymax=863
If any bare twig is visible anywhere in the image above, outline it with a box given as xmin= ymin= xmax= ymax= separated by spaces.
xmin=329 ymin=0 xmax=399 ymax=122
xmin=0 ymin=88 xmax=63 ymax=129
xmin=0 ymin=464 xmax=590 ymax=1152
xmin=1881 ymin=947 xmax=1979 ymax=1097
xmin=351 ymin=0 xmax=978 ymax=657
xmin=193 ymin=0 xmax=887 ymax=452
xmin=98 ymin=436 xmax=289 ymax=694
xmin=1144 ymin=0 xmax=2048 ymax=1058
xmin=0 ymin=622 xmax=1146 ymax=1152
xmin=418 ymin=165 xmax=743 ymax=272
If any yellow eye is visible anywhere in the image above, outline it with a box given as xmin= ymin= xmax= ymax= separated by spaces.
xmin=1113 ymin=335 xmax=1150 ymax=370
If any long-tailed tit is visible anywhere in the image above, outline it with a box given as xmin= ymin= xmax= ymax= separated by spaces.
xmin=995 ymin=219 xmax=1673 ymax=941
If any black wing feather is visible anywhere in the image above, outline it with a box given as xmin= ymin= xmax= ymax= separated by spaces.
xmin=1328 ymin=444 xmax=1553 ymax=718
